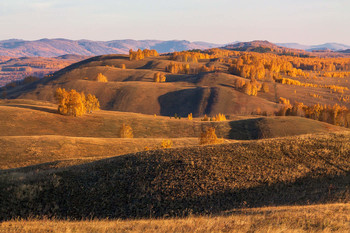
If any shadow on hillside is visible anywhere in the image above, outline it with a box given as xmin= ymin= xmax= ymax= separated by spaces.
xmin=228 ymin=118 xmax=264 ymax=140
xmin=1 ymin=167 xmax=348 ymax=220
xmin=158 ymin=88 xmax=204 ymax=116
xmin=5 ymin=104 xmax=57 ymax=114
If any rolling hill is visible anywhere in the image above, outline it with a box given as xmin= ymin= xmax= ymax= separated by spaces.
xmin=2 ymin=54 xmax=282 ymax=116
xmin=1 ymin=130 xmax=349 ymax=220
xmin=0 ymin=99 xmax=347 ymax=170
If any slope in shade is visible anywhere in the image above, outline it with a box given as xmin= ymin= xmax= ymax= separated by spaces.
xmin=1 ymin=133 xmax=349 ymax=220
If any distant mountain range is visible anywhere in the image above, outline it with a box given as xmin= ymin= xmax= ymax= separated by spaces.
xmin=0 ymin=39 xmax=222 ymax=57
xmin=276 ymin=42 xmax=350 ymax=52
xmin=0 ymin=39 xmax=349 ymax=57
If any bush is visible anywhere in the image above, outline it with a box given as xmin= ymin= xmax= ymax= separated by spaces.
xmin=211 ymin=113 xmax=226 ymax=121
xmin=262 ymin=82 xmax=269 ymax=93
xmin=120 ymin=124 xmax=133 ymax=138
xmin=201 ymin=114 xmax=209 ymax=121
xmin=188 ymin=113 xmax=193 ymax=120
xmin=199 ymin=127 xmax=221 ymax=145
xmin=96 ymin=73 xmax=108 ymax=82
xmin=154 ymin=72 xmax=166 ymax=83
xmin=161 ymin=139 xmax=173 ymax=148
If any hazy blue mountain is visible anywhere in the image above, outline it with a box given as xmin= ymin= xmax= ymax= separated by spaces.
xmin=0 ymin=39 xmax=222 ymax=57
xmin=277 ymin=42 xmax=350 ymax=51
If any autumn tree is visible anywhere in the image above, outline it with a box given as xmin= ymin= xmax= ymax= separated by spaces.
xmin=262 ymin=82 xmax=269 ymax=93
xmin=96 ymin=73 xmax=108 ymax=82
xmin=199 ymin=127 xmax=221 ymax=145
xmin=120 ymin=124 xmax=133 ymax=138
xmin=161 ymin=139 xmax=173 ymax=148
xmin=153 ymin=72 xmax=166 ymax=82
xmin=55 ymin=88 xmax=100 ymax=117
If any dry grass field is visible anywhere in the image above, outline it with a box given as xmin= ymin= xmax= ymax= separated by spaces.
xmin=1 ymin=129 xmax=349 ymax=220
xmin=1 ymin=203 xmax=349 ymax=232
xmin=1 ymin=47 xmax=350 ymax=231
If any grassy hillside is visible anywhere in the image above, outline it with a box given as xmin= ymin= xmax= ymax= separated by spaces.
xmin=0 ymin=136 xmax=200 ymax=169
xmin=2 ymin=203 xmax=349 ymax=232
xmin=0 ymin=100 xmax=344 ymax=139
xmin=1 ymin=132 xmax=349 ymax=220
xmin=0 ymin=54 xmax=284 ymax=116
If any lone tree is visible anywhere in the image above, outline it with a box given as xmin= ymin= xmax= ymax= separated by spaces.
xmin=199 ymin=127 xmax=221 ymax=145
xmin=120 ymin=124 xmax=133 ymax=138
xmin=55 ymin=88 xmax=100 ymax=117
xmin=96 ymin=73 xmax=108 ymax=82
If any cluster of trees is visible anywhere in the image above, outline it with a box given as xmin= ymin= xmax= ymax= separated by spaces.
xmin=55 ymin=88 xmax=100 ymax=117
xmin=165 ymin=62 xmax=217 ymax=75
xmin=166 ymin=62 xmax=191 ymax=74
xmin=211 ymin=113 xmax=227 ymax=121
xmin=277 ymin=100 xmax=350 ymax=127
xmin=276 ymin=77 xmax=348 ymax=93
xmin=235 ymin=78 xmax=269 ymax=96
xmin=200 ymin=113 xmax=227 ymax=121
xmin=153 ymin=72 xmax=166 ymax=82
xmin=338 ymin=95 xmax=350 ymax=103
xmin=171 ymin=51 xmax=209 ymax=62
xmin=228 ymin=53 xmax=310 ymax=80
xmin=129 ymin=49 xmax=159 ymax=60
xmin=288 ymin=57 xmax=350 ymax=72
xmin=322 ymin=71 xmax=350 ymax=78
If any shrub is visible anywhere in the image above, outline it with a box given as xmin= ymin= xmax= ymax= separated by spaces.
xmin=211 ymin=113 xmax=226 ymax=121
xmin=188 ymin=113 xmax=193 ymax=120
xmin=154 ymin=72 xmax=166 ymax=82
xmin=201 ymin=114 xmax=209 ymax=121
xmin=161 ymin=139 xmax=173 ymax=148
xmin=120 ymin=124 xmax=133 ymax=138
xmin=199 ymin=127 xmax=221 ymax=145
xmin=96 ymin=73 xmax=108 ymax=82
xmin=262 ymin=82 xmax=269 ymax=93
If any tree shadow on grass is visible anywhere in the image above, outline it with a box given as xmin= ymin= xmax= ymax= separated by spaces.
xmin=5 ymin=104 xmax=57 ymax=114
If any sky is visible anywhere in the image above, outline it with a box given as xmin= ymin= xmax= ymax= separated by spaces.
xmin=1 ymin=0 xmax=350 ymax=45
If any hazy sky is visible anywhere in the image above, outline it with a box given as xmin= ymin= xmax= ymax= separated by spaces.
xmin=1 ymin=0 xmax=349 ymax=45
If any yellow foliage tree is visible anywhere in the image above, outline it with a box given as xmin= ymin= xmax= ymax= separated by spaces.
xmin=55 ymin=88 xmax=100 ymax=117
xmin=153 ymin=72 xmax=166 ymax=82
xmin=96 ymin=73 xmax=108 ymax=82
xmin=211 ymin=113 xmax=226 ymax=121
xmin=199 ymin=127 xmax=221 ymax=145
xmin=120 ymin=124 xmax=133 ymax=138
xmin=161 ymin=139 xmax=173 ymax=148
xmin=188 ymin=113 xmax=193 ymax=120
xmin=262 ymin=82 xmax=269 ymax=93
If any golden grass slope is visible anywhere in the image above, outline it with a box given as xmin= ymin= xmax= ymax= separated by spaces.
xmin=0 ymin=99 xmax=345 ymax=139
xmin=1 ymin=203 xmax=349 ymax=233
xmin=0 ymin=136 xmax=200 ymax=169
